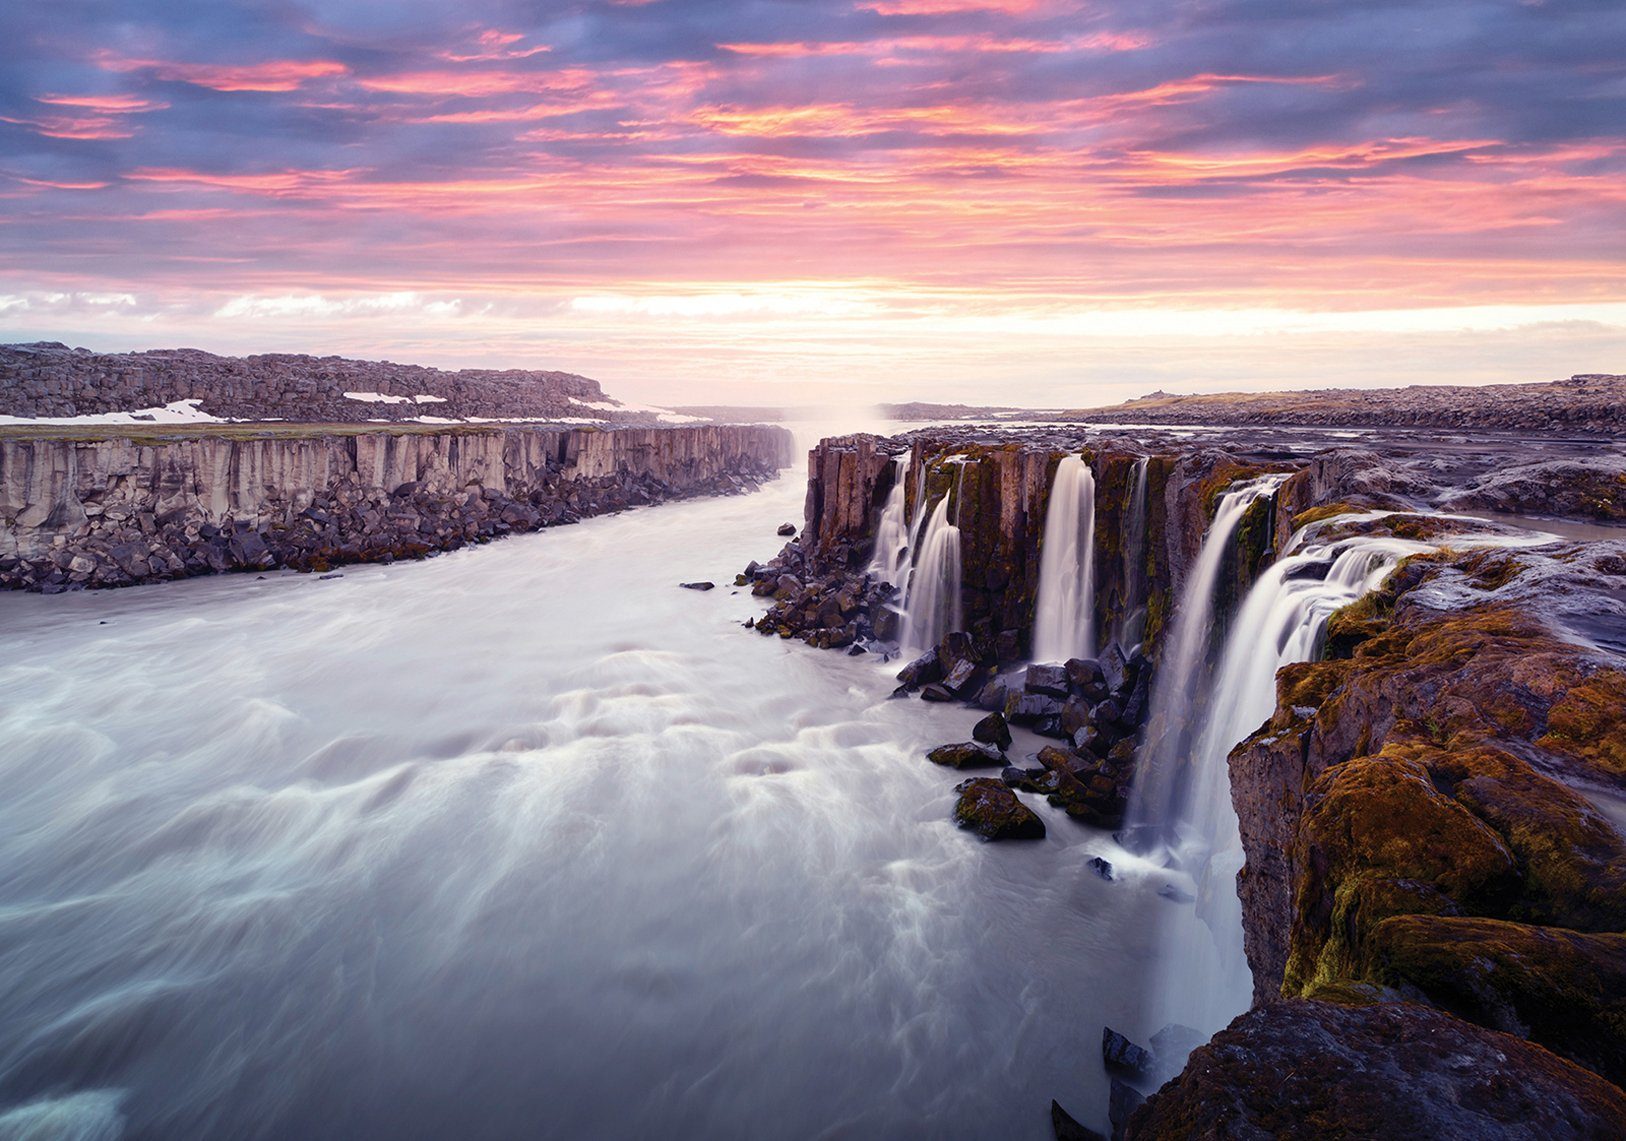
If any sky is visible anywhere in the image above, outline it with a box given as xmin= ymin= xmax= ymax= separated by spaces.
xmin=1 ymin=0 xmax=1623 ymax=407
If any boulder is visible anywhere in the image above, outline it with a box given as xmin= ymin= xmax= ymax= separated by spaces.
xmin=972 ymin=711 xmax=1013 ymax=750
xmin=679 ymin=581 xmax=716 ymax=591
xmin=1026 ymin=663 xmax=1072 ymax=698
xmin=928 ymin=742 xmax=1005 ymax=769
xmin=1127 ymin=1000 xmax=1626 ymax=1140
xmin=1051 ymin=1100 xmax=1106 ymax=1141
xmin=777 ymin=521 xmax=797 ymax=536
xmin=1103 ymin=1027 xmax=1153 ymax=1077
xmin=897 ymin=649 xmax=943 ymax=688
xmin=953 ymin=778 xmax=1046 ymax=840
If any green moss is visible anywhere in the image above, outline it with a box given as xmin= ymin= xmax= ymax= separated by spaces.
xmin=1540 ymin=670 xmax=1626 ymax=779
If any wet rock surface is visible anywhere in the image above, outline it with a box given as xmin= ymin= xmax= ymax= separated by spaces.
xmin=1126 ymin=999 xmax=1626 ymax=1140
xmin=953 ymin=778 xmax=1046 ymax=841
xmin=745 ymin=422 xmax=1626 ymax=1135
xmin=1231 ymin=537 xmax=1626 ymax=1087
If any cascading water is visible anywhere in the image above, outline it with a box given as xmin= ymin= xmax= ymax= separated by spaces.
xmin=1139 ymin=524 xmax=1429 ymax=1034
xmin=900 ymin=464 xmax=963 ymax=654
xmin=1118 ymin=457 xmax=1151 ymax=648
xmin=1032 ymin=455 xmax=1098 ymax=662
xmin=868 ymin=452 xmax=912 ymax=588
xmin=1128 ymin=474 xmax=1288 ymax=841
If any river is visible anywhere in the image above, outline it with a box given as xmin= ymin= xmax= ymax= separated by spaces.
xmin=0 ymin=425 xmax=1172 ymax=1140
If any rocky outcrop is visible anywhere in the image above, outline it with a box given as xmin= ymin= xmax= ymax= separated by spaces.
xmin=757 ymin=428 xmax=1285 ymax=662
xmin=750 ymin=424 xmax=1626 ymax=1135
xmin=1442 ymin=455 xmax=1626 ymax=522
xmin=0 ymin=342 xmax=682 ymax=425
xmin=1228 ymin=536 xmax=1626 ymax=1085
xmin=1126 ymin=999 xmax=1626 ymax=1140
xmin=0 ymin=423 xmax=794 ymax=591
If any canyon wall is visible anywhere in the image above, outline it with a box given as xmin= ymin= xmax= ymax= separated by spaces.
xmin=0 ymin=424 xmax=794 ymax=591
xmin=778 ymin=430 xmax=1286 ymax=661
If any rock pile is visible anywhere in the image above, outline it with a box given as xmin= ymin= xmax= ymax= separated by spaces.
xmin=901 ymin=633 xmax=1152 ymax=832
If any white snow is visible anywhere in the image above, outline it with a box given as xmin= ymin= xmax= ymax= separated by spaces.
xmin=569 ymin=395 xmax=705 ymax=424
xmin=413 ymin=395 xmax=448 ymax=404
xmin=343 ymin=391 xmax=410 ymax=404
xmin=0 ymin=399 xmax=223 ymax=426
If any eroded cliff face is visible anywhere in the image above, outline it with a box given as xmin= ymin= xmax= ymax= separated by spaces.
xmin=0 ymin=424 xmax=794 ymax=591
xmin=773 ymin=430 xmax=1282 ymax=661
xmin=1225 ymin=539 xmax=1626 ymax=1070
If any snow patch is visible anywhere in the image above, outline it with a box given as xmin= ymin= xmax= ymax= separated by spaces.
xmin=0 ymin=399 xmax=222 ymax=426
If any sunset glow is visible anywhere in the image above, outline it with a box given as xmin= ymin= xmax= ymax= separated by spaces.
xmin=2 ymin=0 xmax=1622 ymax=403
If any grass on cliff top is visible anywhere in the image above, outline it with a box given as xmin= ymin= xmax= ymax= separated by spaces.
xmin=0 ymin=421 xmax=613 ymax=444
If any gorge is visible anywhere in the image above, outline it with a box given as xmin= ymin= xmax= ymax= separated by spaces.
xmin=2 ymin=407 xmax=1624 ymax=1139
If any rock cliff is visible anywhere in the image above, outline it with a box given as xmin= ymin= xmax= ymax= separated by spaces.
xmin=748 ymin=423 xmax=1626 ymax=1137
xmin=0 ymin=423 xmax=794 ymax=591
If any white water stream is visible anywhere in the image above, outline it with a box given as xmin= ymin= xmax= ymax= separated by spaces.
xmin=1031 ymin=456 xmax=1097 ymax=663
xmin=0 ymin=426 xmax=1164 ymax=1141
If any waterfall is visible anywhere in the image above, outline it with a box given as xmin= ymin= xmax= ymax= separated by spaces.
xmin=869 ymin=452 xmax=912 ymax=588
xmin=900 ymin=469 xmax=963 ymax=654
xmin=1119 ymin=457 xmax=1151 ymax=648
xmin=1129 ymin=474 xmax=1287 ymax=840
xmin=1031 ymin=455 xmax=1097 ymax=662
xmin=1135 ymin=514 xmax=1428 ymax=1039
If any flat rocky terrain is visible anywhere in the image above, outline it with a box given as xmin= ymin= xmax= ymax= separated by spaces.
xmin=885 ymin=373 xmax=1626 ymax=437
xmin=0 ymin=342 xmax=684 ymax=426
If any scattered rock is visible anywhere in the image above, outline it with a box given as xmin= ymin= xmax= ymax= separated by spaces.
xmin=1051 ymin=1099 xmax=1106 ymax=1141
xmin=679 ymin=581 xmax=716 ymax=591
xmin=1089 ymin=856 xmax=1115 ymax=881
xmin=1102 ymin=1027 xmax=1153 ymax=1077
xmin=928 ymin=742 xmax=1005 ymax=769
xmin=953 ymin=778 xmax=1046 ymax=840
xmin=972 ymin=711 xmax=1013 ymax=750
xmin=777 ymin=522 xmax=797 ymax=536
xmin=1026 ymin=663 xmax=1072 ymax=698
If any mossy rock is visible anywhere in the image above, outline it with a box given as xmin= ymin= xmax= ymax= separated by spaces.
xmin=1362 ymin=914 xmax=1626 ymax=1086
xmin=953 ymin=778 xmax=1045 ymax=841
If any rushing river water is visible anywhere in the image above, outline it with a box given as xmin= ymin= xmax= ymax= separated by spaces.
xmin=0 ymin=425 xmax=1183 ymax=1141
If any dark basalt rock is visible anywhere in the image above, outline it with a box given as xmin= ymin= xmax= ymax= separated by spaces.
xmin=1006 ymin=691 xmax=1064 ymax=725
xmin=777 ymin=521 xmax=797 ymax=536
xmin=1100 ymin=642 xmax=1131 ymax=695
xmin=928 ymin=742 xmax=1005 ymax=769
xmin=953 ymin=778 xmax=1046 ymax=840
xmin=972 ymin=711 xmax=1013 ymax=750
xmin=920 ymin=684 xmax=957 ymax=703
xmin=1051 ymin=1099 xmax=1106 ymax=1141
xmin=1026 ymin=663 xmax=1072 ymax=698
xmin=897 ymin=649 xmax=943 ymax=688
xmin=679 ymin=581 xmax=715 ymax=591
xmin=1103 ymin=1027 xmax=1153 ymax=1077
xmin=1089 ymin=856 xmax=1115 ymax=881
xmin=1126 ymin=1000 xmax=1626 ymax=1140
